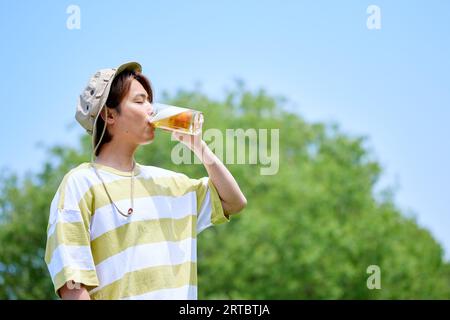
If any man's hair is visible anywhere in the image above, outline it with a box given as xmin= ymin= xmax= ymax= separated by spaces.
xmin=94 ymin=70 xmax=153 ymax=156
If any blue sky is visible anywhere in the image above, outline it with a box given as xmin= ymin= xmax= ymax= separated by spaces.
xmin=0 ymin=0 xmax=449 ymax=259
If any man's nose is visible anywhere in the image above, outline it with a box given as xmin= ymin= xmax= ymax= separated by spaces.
xmin=146 ymin=101 xmax=154 ymax=116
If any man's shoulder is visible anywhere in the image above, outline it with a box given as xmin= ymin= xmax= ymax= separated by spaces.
xmin=138 ymin=164 xmax=187 ymax=180
xmin=61 ymin=163 xmax=188 ymax=181
xmin=138 ymin=165 xmax=205 ymax=195
xmin=62 ymin=163 xmax=92 ymax=180
xmin=57 ymin=163 xmax=95 ymax=190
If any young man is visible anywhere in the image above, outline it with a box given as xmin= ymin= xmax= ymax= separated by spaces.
xmin=44 ymin=62 xmax=246 ymax=300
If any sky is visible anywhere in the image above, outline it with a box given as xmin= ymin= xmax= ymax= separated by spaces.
xmin=0 ymin=0 xmax=449 ymax=259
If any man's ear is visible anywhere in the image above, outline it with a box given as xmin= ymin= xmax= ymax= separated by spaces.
xmin=100 ymin=106 xmax=117 ymax=125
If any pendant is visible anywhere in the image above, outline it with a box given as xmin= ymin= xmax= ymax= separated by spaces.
xmin=127 ymin=208 xmax=133 ymax=215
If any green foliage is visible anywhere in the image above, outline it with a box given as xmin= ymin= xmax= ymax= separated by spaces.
xmin=0 ymin=83 xmax=449 ymax=299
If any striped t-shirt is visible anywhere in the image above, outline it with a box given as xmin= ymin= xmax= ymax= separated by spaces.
xmin=44 ymin=162 xmax=229 ymax=299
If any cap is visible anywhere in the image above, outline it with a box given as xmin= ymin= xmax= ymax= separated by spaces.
xmin=75 ymin=61 xmax=142 ymax=135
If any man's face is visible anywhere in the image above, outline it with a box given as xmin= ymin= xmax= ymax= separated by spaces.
xmin=109 ymin=79 xmax=155 ymax=145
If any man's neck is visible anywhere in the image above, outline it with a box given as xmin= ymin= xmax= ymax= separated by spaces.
xmin=94 ymin=141 xmax=138 ymax=172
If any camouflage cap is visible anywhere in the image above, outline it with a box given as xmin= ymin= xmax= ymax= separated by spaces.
xmin=75 ymin=61 xmax=142 ymax=135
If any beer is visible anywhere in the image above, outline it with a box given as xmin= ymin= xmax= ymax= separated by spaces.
xmin=149 ymin=103 xmax=204 ymax=135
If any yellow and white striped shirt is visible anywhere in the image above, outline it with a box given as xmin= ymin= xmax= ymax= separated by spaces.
xmin=44 ymin=162 xmax=229 ymax=299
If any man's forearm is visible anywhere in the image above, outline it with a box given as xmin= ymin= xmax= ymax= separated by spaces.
xmin=194 ymin=141 xmax=247 ymax=215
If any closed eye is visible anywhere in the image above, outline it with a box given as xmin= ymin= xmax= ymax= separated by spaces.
xmin=133 ymin=93 xmax=148 ymax=102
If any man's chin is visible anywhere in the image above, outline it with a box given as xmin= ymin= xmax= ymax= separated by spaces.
xmin=141 ymin=135 xmax=155 ymax=146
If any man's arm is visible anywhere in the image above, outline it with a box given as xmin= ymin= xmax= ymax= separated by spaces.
xmin=59 ymin=282 xmax=91 ymax=300
xmin=173 ymin=132 xmax=247 ymax=215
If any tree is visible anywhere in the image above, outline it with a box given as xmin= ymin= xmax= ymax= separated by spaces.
xmin=0 ymin=83 xmax=449 ymax=299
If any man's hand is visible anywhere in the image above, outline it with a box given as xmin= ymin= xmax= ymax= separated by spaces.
xmin=171 ymin=131 xmax=203 ymax=154
xmin=59 ymin=282 xmax=91 ymax=300
xmin=171 ymin=130 xmax=247 ymax=215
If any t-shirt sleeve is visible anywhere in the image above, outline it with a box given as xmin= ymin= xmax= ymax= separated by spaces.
xmin=191 ymin=177 xmax=230 ymax=234
xmin=44 ymin=174 xmax=99 ymax=297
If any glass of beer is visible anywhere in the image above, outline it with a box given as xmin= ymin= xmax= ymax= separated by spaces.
xmin=148 ymin=103 xmax=204 ymax=135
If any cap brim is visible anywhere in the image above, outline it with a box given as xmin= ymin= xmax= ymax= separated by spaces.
xmin=115 ymin=61 xmax=142 ymax=75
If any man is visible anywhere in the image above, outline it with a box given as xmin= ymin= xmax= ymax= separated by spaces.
xmin=44 ymin=62 xmax=247 ymax=300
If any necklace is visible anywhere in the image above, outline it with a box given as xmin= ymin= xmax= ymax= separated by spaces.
xmin=91 ymin=160 xmax=136 ymax=218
